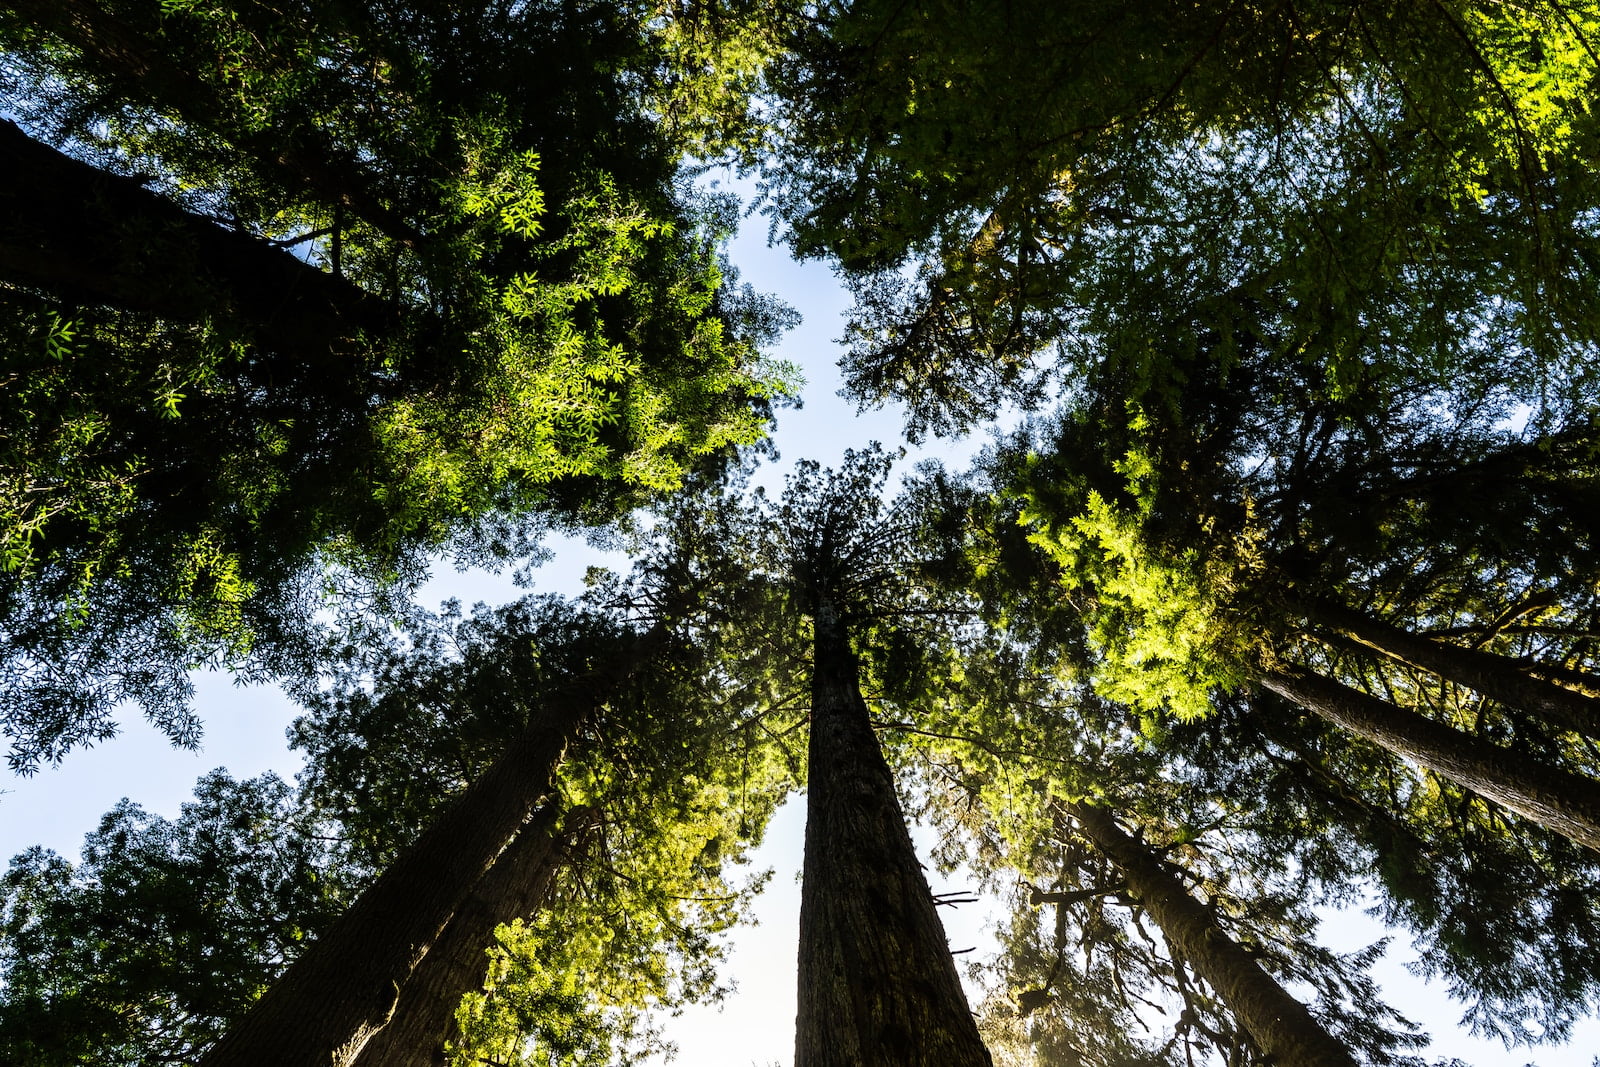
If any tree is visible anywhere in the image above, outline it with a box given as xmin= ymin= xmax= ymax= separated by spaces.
xmin=1180 ymin=697 xmax=1600 ymax=1048
xmin=765 ymin=0 xmax=1600 ymax=439
xmin=343 ymin=803 xmax=586 ymax=1067
xmin=1022 ymin=412 xmax=1600 ymax=851
xmin=1258 ymin=666 xmax=1600 ymax=852
xmin=2 ymin=577 xmax=790 ymax=1066
xmin=1291 ymin=596 xmax=1600 ymax=742
xmin=1060 ymin=798 xmax=1359 ymax=1067
xmin=718 ymin=449 xmax=994 ymax=1066
xmin=882 ymin=593 xmax=1429 ymax=1067
xmin=287 ymin=588 xmax=789 ymax=1066
xmin=914 ymin=344 xmax=1600 ymax=854
xmin=199 ymin=599 xmax=672 ymax=1066
xmin=0 ymin=770 xmax=354 ymax=1066
xmin=0 ymin=0 xmax=797 ymax=768
xmin=899 ymin=442 xmax=1600 ymax=1054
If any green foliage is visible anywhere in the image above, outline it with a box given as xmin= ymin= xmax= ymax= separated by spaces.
xmin=451 ymin=775 xmax=772 ymax=1066
xmin=766 ymin=0 xmax=1600 ymax=439
xmin=1018 ymin=441 xmax=1256 ymax=723
xmin=0 ymin=771 xmax=354 ymax=1066
xmin=0 ymin=0 xmax=799 ymax=766
xmin=6 ymin=4 xmax=1600 ymax=1063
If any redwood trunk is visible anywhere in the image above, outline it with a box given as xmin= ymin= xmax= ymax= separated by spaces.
xmin=1301 ymin=597 xmax=1600 ymax=739
xmin=794 ymin=602 xmax=992 ymax=1067
xmin=0 ymin=119 xmax=394 ymax=356
xmin=352 ymin=804 xmax=593 ymax=1067
xmin=200 ymin=631 xmax=660 ymax=1066
xmin=1064 ymin=800 xmax=1357 ymax=1067
xmin=1262 ymin=667 xmax=1600 ymax=853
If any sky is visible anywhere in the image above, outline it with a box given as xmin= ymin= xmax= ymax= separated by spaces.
xmin=3 ymin=173 xmax=1599 ymax=1067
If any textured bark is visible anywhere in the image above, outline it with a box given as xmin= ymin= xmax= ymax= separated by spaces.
xmin=1064 ymin=800 xmax=1357 ymax=1067
xmin=1263 ymin=667 xmax=1600 ymax=853
xmin=794 ymin=601 xmax=992 ymax=1067
xmin=201 ymin=630 xmax=660 ymax=1067
xmin=352 ymin=804 xmax=594 ymax=1067
xmin=0 ymin=119 xmax=394 ymax=355
xmin=1299 ymin=596 xmax=1600 ymax=740
xmin=6 ymin=0 xmax=424 ymax=245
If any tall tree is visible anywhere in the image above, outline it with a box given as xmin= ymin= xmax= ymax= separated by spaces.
xmin=1259 ymin=666 xmax=1600 ymax=852
xmin=902 ymin=447 xmax=1600 ymax=1055
xmin=1 ymin=577 xmax=789 ymax=1066
xmin=1292 ymin=596 xmax=1600 ymax=741
xmin=199 ymin=592 xmax=681 ymax=1066
xmin=733 ymin=451 xmax=995 ymax=1066
xmin=1181 ymin=697 xmax=1600 ymax=1048
xmin=954 ymin=378 xmax=1600 ymax=857
xmin=344 ymin=803 xmax=585 ymax=1067
xmin=287 ymin=587 xmax=789 ymax=1066
xmin=886 ymin=598 xmax=1428 ymax=1067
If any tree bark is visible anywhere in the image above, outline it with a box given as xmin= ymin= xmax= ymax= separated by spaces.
xmin=1063 ymin=800 xmax=1358 ymax=1067
xmin=4 ymin=0 xmax=424 ymax=246
xmin=794 ymin=600 xmax=992 ymax=1067
xmin=200 ymin=630 xmax=661 ymax=1067
xmin=1300 ymin=596 xmax=1600 ymax=740
xmin=351 ymin=804 xmax=596 ymax=1067
xmin=0 ymin=119 xmax=395 ymax=357
xmin=1262 ymin=667 xmax=1600 ymax=854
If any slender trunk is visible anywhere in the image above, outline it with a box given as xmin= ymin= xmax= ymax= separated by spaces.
xmin=795 ymin=601 xmax=992 ymax=1067
xmin=1300 ymin=596 xmax=1600 ymax=739
xmin=1262 ymin=667 xmax=1600 ymax=853
xmin=0 ymin=119 xmax=395 ymax=356
xmin=352 ymin=804 xmax=594 ymax=1067
xmin=201 ymin=630 xmax=660 ymax=1066
xmin=1063 ymin=800 xmax=1357 ymax=1067
xmin=5 ymin=0 xmax=424 ymax=246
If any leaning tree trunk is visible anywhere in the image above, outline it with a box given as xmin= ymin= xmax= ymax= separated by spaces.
xmin=1262 ymin=667 xmax=1600 ymax=854
xmin=1300 ymin=596 xmax=1600 ymax=740
xmin=1064 ymin=800 xmax=1357 ymax=1067
xmin=351 ymin=803 xmax=596 ymax=1067
xmin=201 ymin=631 xmax=660 ymax=1067
xmin=794 ymin=600 xmax=992 ymax=1067
xmin=0 ymin=119 xmax=395 ymax=356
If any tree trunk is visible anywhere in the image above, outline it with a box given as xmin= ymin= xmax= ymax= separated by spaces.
xmin=200 ymin=630 xmax=660 ymax=1067
xmin=794 ymin=600 xmax=992 ymax=1067
xmin=1300 ymin=596 xmax=1600 ymax=740
xmin=5 ymin=0 xmax=424 ymax=246
xmin=351 ymin=804 xmax=595 ymax=1067
xmin=0 ymin=119 xmax=395 ymax=357
xmin=1063 ymin=800 xmax=1358 ymax=1067
xmin=1262 ymin=667 xmax=1600 ymax=854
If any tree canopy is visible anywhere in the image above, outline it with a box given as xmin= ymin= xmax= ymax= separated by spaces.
xmin=0 ymin=0 xmax=797 ymax=769
xmin=6 ymin=2 xmax=1600 ymax=1065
